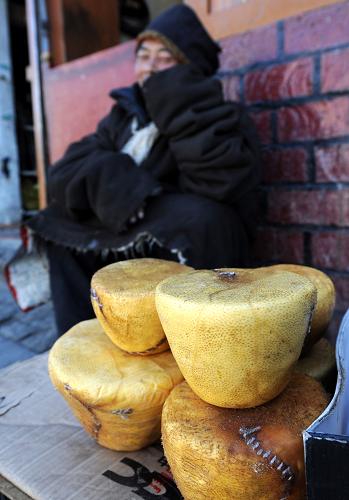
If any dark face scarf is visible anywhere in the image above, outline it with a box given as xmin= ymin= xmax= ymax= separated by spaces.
xmin=137 ymin=4 xmax=221 ymax=76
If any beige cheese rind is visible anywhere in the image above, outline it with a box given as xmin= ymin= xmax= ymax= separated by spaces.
xmin=91 ymin=258 xmax=192 ymax=354
xmin=162 ymin=376 xmax=329 ymax=500
xmin=268 ymin=264 xmax=335 ymax=350
xmin=156 ymin=268 xmax=317 ymax=408
xmin=48 ymin=319 xmax=184 ymax=451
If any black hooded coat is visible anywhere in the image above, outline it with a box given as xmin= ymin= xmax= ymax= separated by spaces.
xmin=27 ymin=5 xmax=261 ymax=332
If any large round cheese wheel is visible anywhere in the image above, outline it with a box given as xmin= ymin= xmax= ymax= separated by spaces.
xmin=162 ymin=376 xmax=329 ymax=500
xmin=156 ymin=268 xmax=317 ymax=408
xmin=296 ymin=337 xmax=336 ymax=382
xmin=269 ymin=264 xmax=335 ymax=351
xmin=48 ymin=319 xmax=184 ymax=451
xmin=90 ymin=258 xmax=192 ymax=355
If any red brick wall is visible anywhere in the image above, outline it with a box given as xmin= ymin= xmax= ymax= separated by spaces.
xmin=219 ymin=1 xmax=349 ymax=336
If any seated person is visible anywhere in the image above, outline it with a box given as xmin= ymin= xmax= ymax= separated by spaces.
xmin=27 ymin=4 xmax=261 ymax=336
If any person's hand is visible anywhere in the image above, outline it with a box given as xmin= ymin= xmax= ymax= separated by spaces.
xmin=141 ymin=64 xmax=222 ymax=134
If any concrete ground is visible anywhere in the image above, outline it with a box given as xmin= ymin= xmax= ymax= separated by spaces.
xmin=0 ymin=228 xmax=58 ymax=369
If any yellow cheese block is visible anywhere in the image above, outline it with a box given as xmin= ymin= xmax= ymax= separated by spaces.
xmin=90 ymin=258 xmax=192 ymax=355
xmin=156 ymin=268 xmax=317 ymax=408
xmin=162 ymin=376 xmax=329 ymax=500
xmin=296 ymin=337 xmax=336 ymax=382
xmin=269 ymin=264 xmax=335 ymax=350
xmin=48 ymin=319 xmax=184 ymax=451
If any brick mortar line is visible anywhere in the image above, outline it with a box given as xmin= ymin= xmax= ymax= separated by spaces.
xmin=260 ymin=137 xmax=349 ymax=151
xmin=257 ymin=223 xmax=349 ymax=231
xmin=276 ymin=21 xmax=285 ymax=58
xmin=257 ymin=224 xmax=349 ymax=233
xmin=239 ymin=74 xmax=245 ymax=104
xmin=307 ymin=142 xmax=315 ymax=184
xmin=261 ymin=137 xmax=349 ymax=148
xmin=218 ymin=40 xmax=349 ymax=77
xmin=261 ymin=184 xmax=349 ymax=190
xmin=260 ymin=140 xmax=314 ymax=185
xmin=260 ymin=183 xmax=349 ymax=190
xmin=247 ymin=92 xmax=349 ymax=110
xmin=270 ymin=110 xmax=278 ymax=143
xmin=313 ymin=54 xmax=322 ymax=96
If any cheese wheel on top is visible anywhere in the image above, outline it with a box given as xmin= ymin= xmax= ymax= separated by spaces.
xmin=156 ymin=268 xmax=317 ymax=408
xmin=91 ymin=258 xmax=192 ymax=355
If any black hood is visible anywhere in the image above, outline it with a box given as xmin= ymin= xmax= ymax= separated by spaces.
xmin=137 ymin=4 xmax=221 ymax=76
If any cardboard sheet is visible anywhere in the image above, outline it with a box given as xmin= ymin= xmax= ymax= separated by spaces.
xmin=0 ymin=354 xmax=182 ymax=500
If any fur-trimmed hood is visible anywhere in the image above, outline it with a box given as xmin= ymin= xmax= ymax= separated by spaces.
xmin=137 ymin=4 xmax=221 ymax=76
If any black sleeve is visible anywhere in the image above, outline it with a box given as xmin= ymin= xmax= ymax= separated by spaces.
xmin=142 ymin=64 xmax=261 ymax=205
xmin=48 ymin=106 xmax=161 ymax=234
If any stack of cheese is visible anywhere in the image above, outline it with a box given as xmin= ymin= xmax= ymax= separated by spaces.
xmin=49 ymin=258 xmax=336 ymax=498
xmin=155 ymin=265 xmax=335 ymax=499
xmin=48 ymin=258 xmax=192 ymax=451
